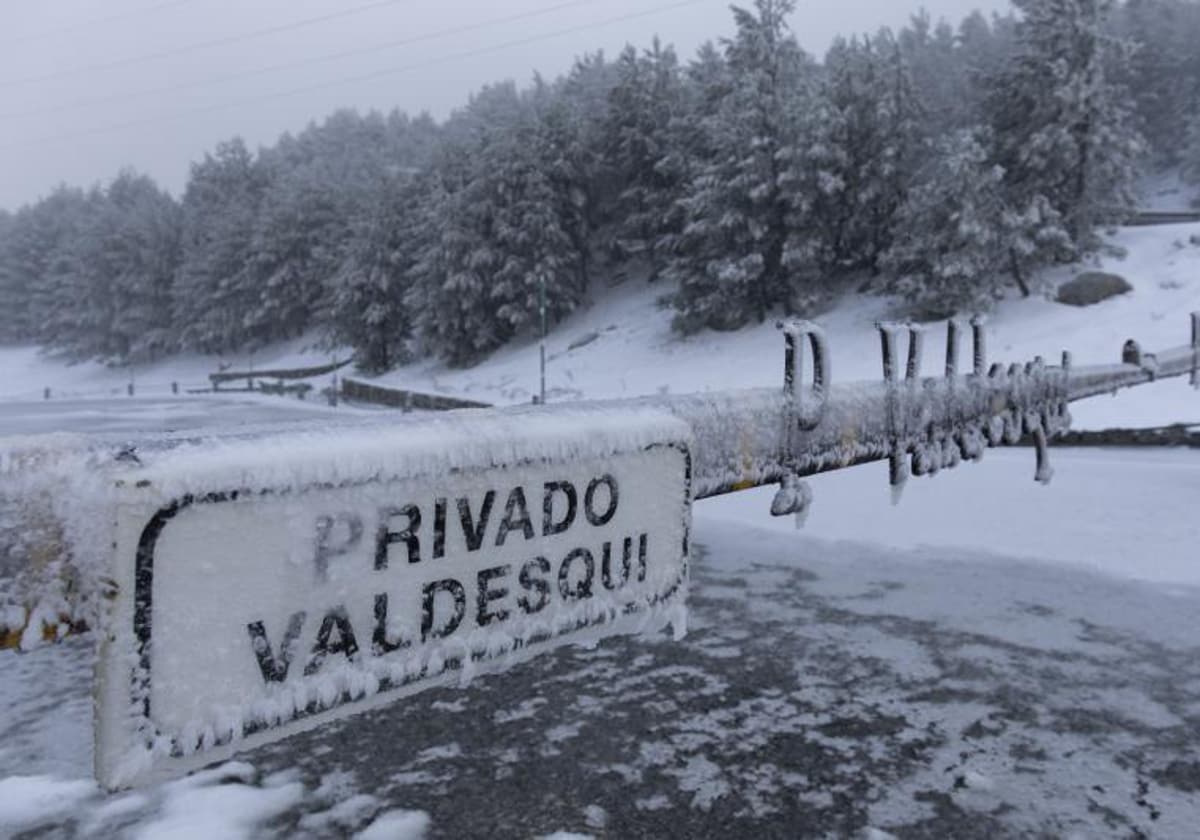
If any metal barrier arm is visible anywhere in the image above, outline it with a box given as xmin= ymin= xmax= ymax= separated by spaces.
xmin=668 ymin=312 xmax=1200 ymax=514
xmin=3 ymin=312 xmax=1196 ymax=524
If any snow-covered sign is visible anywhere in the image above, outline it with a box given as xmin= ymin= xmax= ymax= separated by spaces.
xmin=95 ymin=410 xmax=692 ymax=789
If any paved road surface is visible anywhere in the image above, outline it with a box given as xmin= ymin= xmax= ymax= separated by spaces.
xmin=4 ymin=516 xmax=1198 ymax=838
xmin=0 ymin=395 xmax=364 ymax=437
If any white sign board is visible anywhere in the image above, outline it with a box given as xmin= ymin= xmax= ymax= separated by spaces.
xmin=96 ymin=411 xmax=691 ymax=788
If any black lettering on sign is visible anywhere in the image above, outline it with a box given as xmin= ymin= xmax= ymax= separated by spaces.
xmin=376 ymin=505 xmax=421 ymax=569
xmin=584 ymin=475 xmax=619 ymax=526
xmin=558 ymin=548 xmax=595 ymax=601
xmin=422 ymin=579 xmax=466 ymax=641
xmin=458 ymin=492 xmax=495 ymax=552
xmin=433 ymin=498 xmax=447 ymax=560
xmin=304 ymin=606 xmax=360 ymax=676
xmin=495 ymin=487 xmax=534 ymax=547
xmin=313 ymin=513 xmax=364 ymax=583
xmin=542 ymin=481 xmax=576 ymax=536
xmin=518 ymin=557 xmax=551 ymax=615
xmin=372 ymin=593 xmax=411 ymax=655
xmin=247 ymin=611 xmax=306 ymax=683
xmin=476 ymin=565 xmax=511 ymax=626
xmin=599 ymin=539 xmax=624 ymax=590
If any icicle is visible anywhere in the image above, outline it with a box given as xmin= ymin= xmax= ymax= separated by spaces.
xmin=1033 ymin=425 xmax=1054 ymax=485
xmin=942 ymin=436 xmax=962 ymax=469
xmin=888 ymin=451 xmax=909 ymax=505
xmin=889 ymin=469 xmax=908 ymax=506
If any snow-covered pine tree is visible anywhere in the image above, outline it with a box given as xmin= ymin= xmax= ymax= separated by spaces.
xmin=957 ymin=10 xmax=1019 ymax=112
xmin=408 ymin=82 xmax=586 ymax=365
xmin=247 ymin=110 xmax=407 ymax=349
xmin=666 ymin=0 xmax=815 ymax=333
xmin=530 ymin=75 xmax=598 ymax=294
xmin=174 ymin=138 xmax=269 ymax=353
xmin=1109 ymin=0 xmax=1200 ymax=166
xmin=1183 ymin=110 xmax=1200 ymax=196
xmin=882 ymin=129 xmax=1071 ymax=315
xmin=650 ymin=41 xmax=729 ymax=280
xmin=813 ymin=28 xmax=925 ymax=277
xmin=986 ymin=0 xmax=1143 ymax=253
xmin=0 ymin=207 xmax=45 ymax=344
xmin=604 ymin=39 xmax=686 ymax=278
xmin=554 ymin=53 xmax=620 ymax=260
xmin=898 ymin=12 xmax=976 ymax=139
xmin=322 ymin=172 xmax=418 ymax=373
xmin=406 ymin=176 xmax=492 ymax=365
xmin=242 ymin=136 xmax=337 ymax=347
xmin=0 ymin=210 xmax=19 ymax=342
xmin=317 ymin=113 xmax=443 ymax=373
xmin=15 ymin=187 xmax=95 ymax=353
xmin=92 ymin=171 xmax=181 ymax=362
xmin=409 ymin=86 xmax=522 ymax=365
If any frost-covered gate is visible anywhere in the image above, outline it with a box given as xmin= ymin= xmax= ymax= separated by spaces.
xmin=4 ymin=313 xmax=1198 ymax=789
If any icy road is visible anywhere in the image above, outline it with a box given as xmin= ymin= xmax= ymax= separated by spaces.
xmin=2 ymin=448 xmax=1199 ymax=838
xmin=0 ymin=395 xmax=355 ymax=437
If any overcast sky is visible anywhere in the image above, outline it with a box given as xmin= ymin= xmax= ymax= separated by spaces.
xmin=0 ymin=0 xmax=1009 ymax=210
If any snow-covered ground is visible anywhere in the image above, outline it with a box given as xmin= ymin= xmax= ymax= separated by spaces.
xmin=3 ymin=451 xmax=1199 ymax=836
xmin=1139 ymin=170 xmax=1200 ymax=212
xmin=1 ymin=222 xmax=1199 ymax=837
xmin=0 ymin=335 xmax=342 ymax=403
xmin=0 ymin=336 xmax=363 ymax=436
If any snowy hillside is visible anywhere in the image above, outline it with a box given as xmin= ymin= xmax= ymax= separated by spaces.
xmin=372 ymin=221 xmax=1200 ymax=430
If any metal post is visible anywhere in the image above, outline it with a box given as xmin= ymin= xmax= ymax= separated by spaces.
xmin=905 ymin=326 xmax=924 ymax=381
xmin=945 ymin=320 xmax=960 ymax=379
xmin=879 ymin=325 xmax=898 ymax=383
xmin=971 ymin=316 xmax=987 ymax=376
xmin=1191 ymin=312 xmax=1199 ymax=388
xmin=539 ymin=273 xmax=547 ymax=406
xmin=876 ymin=323 xmax=908 ymax=495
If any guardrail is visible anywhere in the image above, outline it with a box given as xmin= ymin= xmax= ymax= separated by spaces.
xmin=340 ymin=377 xmax=492 ymax=411
xmin=1050 ymin=422 xmax=1200 ymax=448
xmin=1127 ymin=210 xmax=1200 ymax=227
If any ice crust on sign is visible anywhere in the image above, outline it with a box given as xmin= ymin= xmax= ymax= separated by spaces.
xmin=126 ymin=404 xmax=692 ymax=500
xmin=0 ymin=433 xmax=120 ymax=648
xmin=97 ymin=406 xmax=692 ymax=788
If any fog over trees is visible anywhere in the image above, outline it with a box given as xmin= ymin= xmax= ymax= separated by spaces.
xmin=1 ymin=0 xmax=1198 ymax=372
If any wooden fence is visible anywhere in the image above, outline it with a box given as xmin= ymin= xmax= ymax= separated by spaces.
xmin=209 ymin=358 xmax=353 ymax=390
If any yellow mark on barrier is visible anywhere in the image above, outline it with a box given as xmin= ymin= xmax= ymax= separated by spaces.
xmin=732 ymin=425 xmax=757 ymax=491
